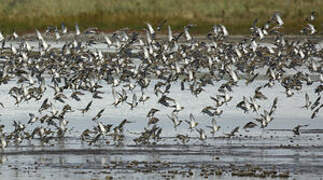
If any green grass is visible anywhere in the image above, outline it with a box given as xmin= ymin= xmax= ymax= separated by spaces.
xmin=0 ymin=0 xmax=322 ymax=34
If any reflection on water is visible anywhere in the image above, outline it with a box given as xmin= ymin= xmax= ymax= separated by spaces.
xmin=0 ymin=134 xmax=323 ymax=180
xmin=0 ymin=129 xmax=322 ymax=179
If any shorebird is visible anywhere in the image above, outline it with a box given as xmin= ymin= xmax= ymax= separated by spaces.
xmin=185 ymin=113 xmax=198 ymax=130
xmin=176 ymin=134 xmax=190 ymax=144
xmin=237 ymin=96 xmax=252 ymax=113
xmin=302 ymin=93 xmax=312 ymax=109
xmin=79 ymin=100 xmax=93 ymax=115
xmin=148 ymin=117 xmax=159 ymax=126
xmin=225 ymin=126 xmax=239 ymax=138
xmin=305 ymin=11 xmax=316 ymax=22
xmin=92 ymin=108 xmax=105 ymax=121
xmin=36 ymin=29 xmax=44 ymax=41
xmin=146 ymin=108 xmax=160 ymax=118
xmin=126 ymin=93 xmax=138 ymax=110
xmin=0 ymin=32 xmax=4 ymax=42
xmin=184 ymin=24 xmax=193 ymax=41
xmin=311 ymin=96 xmax=321 ymax=111
xmin=292 ymin=124 xmax=308 ymax=135
xmin=206 ymin=118 xmax=221 ymax=135
xmin=201 ymin=106 xmax=216 ymax=117
xmin=55 ymin=27 xmax=61 ymax=40
xmin=75 ymin=23 xmax=81 ymax=36
xmin=156 ymin=19 xmax=167 ymax=31
xmin=39 ymin=98 xmax=52 ymax=113
xmin=172 ymin=101 xmax=184 ymax=112
xmin=168 ymin=25 xmax=173 ymax=42
xmin=254 ymin=87 xmax=267 ymax=100
xmin=311 ymin=104 xmax=323 ymax=119
xmin=61 ymin=23 xmax=67 ymax=34
xmin=168 ymin=112 xmax=182 ymax=129
xmin=243 ymin=122 xmax=257 ymax=131
xmin=272 ymin=13 xmax=284 ymax=26
xmin=220 ymin=24 xmax=229 ymax=36
xmin=196 ymin=128 xmax=207 ymax=141
xmin=146 ymin=23 xmax=155 ymax=38
xmin=0 ymin=136 xmax=7 ymax=149
xmin=28 ymin=113 xmax=39 ymax=124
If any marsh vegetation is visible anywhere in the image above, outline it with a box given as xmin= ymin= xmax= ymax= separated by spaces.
xmin=0 ymin=0 xmax=322 ymax=34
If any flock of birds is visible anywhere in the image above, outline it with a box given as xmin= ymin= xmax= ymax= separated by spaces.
xmin=0 ymin=12 xmax=322 ymax=149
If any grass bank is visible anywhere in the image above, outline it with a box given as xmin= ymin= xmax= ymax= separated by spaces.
xmin=0 ymin=0 xmax=322 ymax=35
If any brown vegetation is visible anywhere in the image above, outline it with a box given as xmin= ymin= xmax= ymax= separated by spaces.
xmin=0 ymin=0 xmax=322 ymax=34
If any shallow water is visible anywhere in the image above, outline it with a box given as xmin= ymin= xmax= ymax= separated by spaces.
xmin=0 ymin=39 xmax=322 ymax=179
xmin=1 ymin=135 xmax=323 ymax=180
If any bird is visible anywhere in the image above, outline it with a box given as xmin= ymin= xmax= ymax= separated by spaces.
xmin=254 ymin=87 xmax=267 ymax=100
xmin=243 ymin=122 xmax=257 ymax=131
xmin=156 ymin=19 xmax=167 ymax=31
xmin=79 ymin=100 xmax=93 ymax=115
xmin=28 ymin=113 xmax=39 ymax=124
xmin=176 ymin=134 xmax=190 ymax=145
xmin=311 ymin=96 xmax=321 ymax=111
xmin=75 ymin=23 xmax=81 ymax=36
xmin=311 ymin=104 xmax=323 ymax=119
xmin=185 ymin=113 xmax=198 ymax=130
xmin=0 ymin=136 xmax=7 ymax=149
xmin=168 ymin=25 xmax=173 ymax=42
xmin=148 ymin=117 xmax=159 ymax=126
xmin=196 ymin=128 xmax=207 ymax=141
xmin=301 ymin=93 xmax=312 ymax=109
xmin=206 ymin=118 xmax=221 ymax=135
xmin=92 ymin=108 xmax=105 ymax=121
xmin=146 ymin=108 xmax=160 ymax=118
xmin=172 ymin=101 xmax=184 ymax=112
xmin=272 ymin=13 xmax=284 ymax=26
xmin=292 ymin=124 xmax=308 ymax=135
xmin=146 ymin=23 xmax=155 ymax=38
xmin=225 ymin=126 xmax=239 ymax=138
xmin=0 ymin=32 xmax=4 ymax=42
xmin=61 ymin=23 xmax=67 ymax=34
xmin=167 ymin=112 xmax=182 ymax=129
xmin=126 ymin=93 xmax=138 ymax=110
